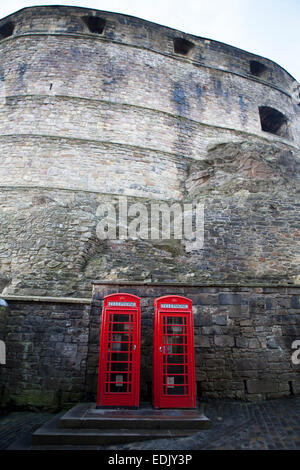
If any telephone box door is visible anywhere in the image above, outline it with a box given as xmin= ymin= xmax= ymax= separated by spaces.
xmin=153 ymin=295 xmax=196 ymax=409
xmin=97 ymin=293 xmax=141 ymax=408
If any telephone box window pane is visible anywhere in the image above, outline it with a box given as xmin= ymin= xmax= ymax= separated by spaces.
xmin=108 ymin=383 xmax=130 ymax=393
xmin=109 ymin=342 xmax=130 ymax=352
xmin=165 ymin=325 xmax=184 ymax=334
xmin=110 ymin=352 xmax=130 ymax=362
xmin=107 ymin=372 xmax=129 ymax=383
xmin=163 ymin=375 xmax=185 ymax=386
xmin=111 ymin=333 xmax=130 ymax=342
xmin=164 ymin=354 xmax=185 ymax=364
xmin=164 ymin=334 xmax=186 ymax=345
xmin=110 ymin=362 xmax=131 ymax=372
xmin=167 ymin=376 xmax=175 ymax=388
xmin=165 ymin=386 xmax=185 ymax=395
xmin=167 ymin=317 xmax=183 ymax=325
xmin=112 ymin=333 xmax=122 ymax=343
xmin=106 ymin=367 xmax=133 ymax=393
xmin=112 ymin=314 xmax=130 ymax=323
xmin=165 ymin=316 xmax=185 ymax=325
xmin=111 ymin=322 xmax=132 ymax=333
xmin=166 ymin=344 xmax=184 ymax=354
xmin=165 ymin=364 xmax=185 ymax=374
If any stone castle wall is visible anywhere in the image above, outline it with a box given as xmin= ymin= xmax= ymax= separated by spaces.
xmin=1 ymin=140 xmax=299 ymax=298
xmin=0 ymin=6 xmax=299 ymax=407
xmin=0 ymin=6 xmax=299 ymax=297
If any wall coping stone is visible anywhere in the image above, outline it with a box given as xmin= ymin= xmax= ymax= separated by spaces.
xmin=92 ymin=281 xmax=300 ymax=289
xmin=2 ymin=295 xmax=91 ymax=304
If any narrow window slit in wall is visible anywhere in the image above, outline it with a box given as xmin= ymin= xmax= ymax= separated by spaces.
xmin=82 ymin=16 xmax=106 ymax=34
xmin=259 ymin=106 xmax=289 ymax=138
xmin=288 ymin=381 xmax=294 ymax=396
xmin=0 ymin=21 xmax=15 ymax=40
xmin=173 ymin=37 xmax=195 ymax=56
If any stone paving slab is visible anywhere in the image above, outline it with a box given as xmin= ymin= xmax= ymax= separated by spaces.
xmin=59 ymin=402 xmax=210 ymax=429
xmin=1 ymin=397 xmax=299 ymax=450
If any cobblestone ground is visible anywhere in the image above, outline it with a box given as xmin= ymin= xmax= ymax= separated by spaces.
xmin=0 ymin=397 xmax=299 ymax=450
xmin=0 ymin=411 xmax=54 ymax=450
xmin=100 ymin=397 xmax=300 ymax=450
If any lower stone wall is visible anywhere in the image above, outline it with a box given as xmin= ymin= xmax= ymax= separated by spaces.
xmin=0 ymin=283 xmax=299 ymax=410
xmin=0 ymin=297 xmax=91 ymax=410
xmin=88 ymin=282 xmax=300 ymax=402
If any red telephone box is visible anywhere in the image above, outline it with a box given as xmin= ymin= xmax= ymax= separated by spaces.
xmin=152 ymin=295 xmax=196 ymax=409
xmin=97 ymin=293 xmax=141 ymax=408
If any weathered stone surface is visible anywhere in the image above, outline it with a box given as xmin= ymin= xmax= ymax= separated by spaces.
xmin=214 ymin=335 xmax=235 ymax=347
xmin=219 ymin=294 xmax=243 ymax=306
xmin=0 ymin=6 xmax=299 ymax=408
xmin=247 ymin=379 xmax=278 ymax=394
xmin=0 ymin=7 xmax=298 ymax=298
xmin=235 ymin=337 xmax=249 ymax=348
xmin=0 ymin=300 xmax=90 ymax=409
xmin=195 ymin=336 xmax=211 ymax=347
xmin=213 ymin=314 xmax=229 ymax=326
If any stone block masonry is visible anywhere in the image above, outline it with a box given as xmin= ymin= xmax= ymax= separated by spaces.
xmin=0 ymin=6 xmax=299 ymax=298
xmin=0 ymin=297 xmax=91 ymax=410
xmin=0 ymin=140 xmax=299 ymax=299
xmin=0 ymin=283 xmax=299 ymax=409
xmin=87 ymin=282 xmax=300 ymax=404
xmin=0 ymin=6 xmax=299 ymax=407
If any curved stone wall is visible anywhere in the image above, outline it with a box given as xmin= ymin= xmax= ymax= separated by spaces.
xmin=0 ymin=6 xmax=299 ymax=408
xmin=0 ymin=5 xmax=299 ymax=296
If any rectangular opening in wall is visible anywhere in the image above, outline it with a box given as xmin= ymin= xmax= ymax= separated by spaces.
xmin=0 ymin=21 xmax=15 ymax=40
xmin=259 ymin=106 xmax=290 ymax=139
xmin=288 ymin=381 xmax=294 ymax=396
xmin=82 ymin=16 xmax=106 ymax=34
xmin=173 ymin=37 xmax=195 ymax=56
xmin=250 ymin=60 xmax=268 ymax=79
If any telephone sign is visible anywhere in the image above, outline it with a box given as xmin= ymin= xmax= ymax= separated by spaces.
xmin=97 ymin=293 xmax=141 ymax=407
xmin=152 ymin=295 xmax=196 ymax=409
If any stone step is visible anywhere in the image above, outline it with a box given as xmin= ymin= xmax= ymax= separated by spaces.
xmin=32 ymin=415 xmax=201 ymax=446
xmin=58 ymin=402 xmax=211 ymax=431
xmin=31 ymin=402 xmax=211 ymax=446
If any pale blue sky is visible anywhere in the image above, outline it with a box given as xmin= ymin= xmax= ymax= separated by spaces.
xmin=1 ymin=0 xmax=299 ymax=81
